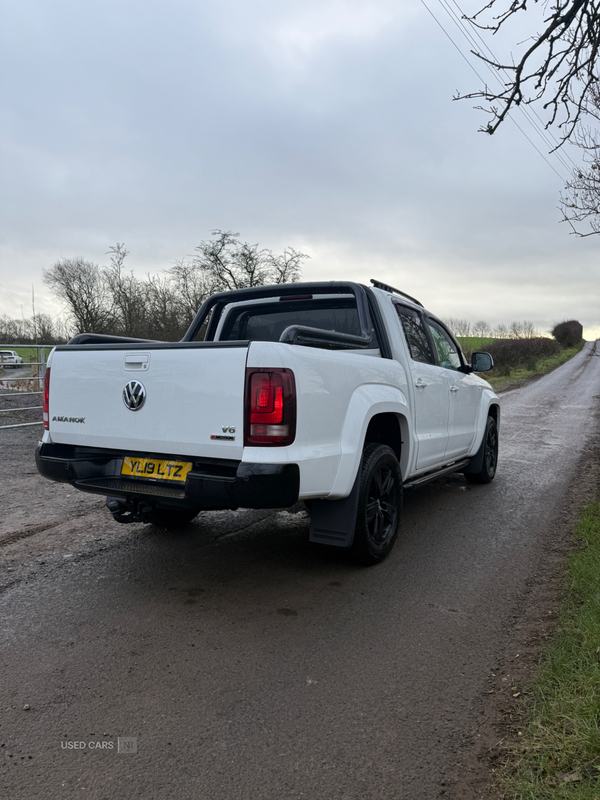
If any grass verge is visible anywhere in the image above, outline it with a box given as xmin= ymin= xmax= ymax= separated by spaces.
xmin=499 ymin=500 xmax=600 ymax=799
xmin=486 ymin=341 xmax=587 ymax=392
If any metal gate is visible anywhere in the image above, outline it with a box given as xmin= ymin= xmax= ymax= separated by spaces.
xmin=0 ymin=344 xmax=52 ymax=430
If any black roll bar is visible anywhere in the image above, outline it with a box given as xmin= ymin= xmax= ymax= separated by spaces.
xmin=182 ymin=281 xmax=373 ymax=348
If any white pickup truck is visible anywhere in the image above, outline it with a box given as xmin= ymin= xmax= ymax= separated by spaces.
xmin=36 ymin=280 xmax=499 ymax=564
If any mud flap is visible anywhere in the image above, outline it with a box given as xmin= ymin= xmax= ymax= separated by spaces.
xmin=308 ymin=472 xmax=360 ymax=548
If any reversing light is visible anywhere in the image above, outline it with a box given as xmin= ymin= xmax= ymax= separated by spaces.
xmin=245 ymin=369 xmax=296 ymax=446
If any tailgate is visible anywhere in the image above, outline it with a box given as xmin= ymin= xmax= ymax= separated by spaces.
xmin=47 ymin=344 xmax=248 ymax=459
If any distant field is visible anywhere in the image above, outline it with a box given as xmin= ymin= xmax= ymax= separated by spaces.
xmin=13 ymin=347 xmax=39 ymax=362
xmin=456 ymin=336 xmax=495 ymax=352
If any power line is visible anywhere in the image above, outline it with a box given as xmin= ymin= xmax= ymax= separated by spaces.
xmin=420 ymin=0 xmax=570 ymax=182
xmin=433 ymin=0 xmax=574 ymax=175
xmin=445 ymin=0 xmax=579 ymax=171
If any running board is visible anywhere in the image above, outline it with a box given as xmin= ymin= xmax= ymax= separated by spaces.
xmin=403 ymin=459 xmax=470 ymax=490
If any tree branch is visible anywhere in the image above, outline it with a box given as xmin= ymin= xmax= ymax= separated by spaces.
xmin=456 ymin=0 xmax=600 ymax=146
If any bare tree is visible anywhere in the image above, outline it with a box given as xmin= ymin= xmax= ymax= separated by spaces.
xmin=473 ymin=319 xmax=492 ymax=337
xmin=446 ymin=318 xmax=472 ymax=336
xmin=0 ymin=315 xmax=23 ymax=343
xmin=559 ymin=84 xmax=600 ymax=233
xmin=509 ymin=321 xmax=523 ymax=339
xmin=168 ymin=259 xmax=214 ymax=327
xmin=509 ymin=320 xmax=538 ymax=338
xmin=494 ymin=323 xmax=509 ymax=338
xmin=191 ymin=231 xmax=263 ymax=292
xmin=0 ymin=312 xmax=66 ymax=344
xmin=103 ymin=244 xmax=152 ymax=337
xmin=192 ymin=230 xmax=308 ymax=293
xmin=457 ymin=1 xmax=600 ymax=146
xmin=144 ymin=274 xmax=183 ymax=341
xmin=43 ymin=257 xmax=115 ymax=334
xmin=560 ymin=133 xmax=600 ymax=233
xmin=31 ymin=313 xmax=57 ymax=344
xmin=43 ymin=232 xmax=307 ymax=339
xmin=53 ymin=315 xmax=73 ymax=342
xmin=264 ymin=247 xmax=305 ymax=284
xmin=521 ymin=320 xmax=538 ymax=338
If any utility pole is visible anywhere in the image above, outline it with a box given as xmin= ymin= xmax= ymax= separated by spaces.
xmin=32 ymin=285 xmax=38 ymax=345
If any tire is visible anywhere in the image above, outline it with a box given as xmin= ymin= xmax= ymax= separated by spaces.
xmin=465 ymin=416 xmax=498 ymax=484
xmin=148 ymin=506 xmax=200 ymax=529
xmin=350 ymin=443 xmax=402 ymax=566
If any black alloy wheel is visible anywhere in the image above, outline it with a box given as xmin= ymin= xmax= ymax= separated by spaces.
xmin=351 ymin=443 xmax=402 ymax=565
xmin=466 ymin=416 xmax=498 ymax=484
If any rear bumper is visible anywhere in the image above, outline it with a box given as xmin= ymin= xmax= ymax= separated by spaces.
xmin=35 ymin=442 xmax=300 ymax=510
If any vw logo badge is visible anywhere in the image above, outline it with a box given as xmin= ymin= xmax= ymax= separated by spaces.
xmin=123 ymin=380 xmax=146 ymax=411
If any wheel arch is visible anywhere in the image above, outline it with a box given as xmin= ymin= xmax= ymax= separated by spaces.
xmin=469 ymin=396 xmax=501 ymax=459
xmin=488 ymin=401 xmax=500 ymax=427
xmin=328 ymin=385 xmax=410 ymax=499
xmin=363 ymin=411 xmax=410 ymax=478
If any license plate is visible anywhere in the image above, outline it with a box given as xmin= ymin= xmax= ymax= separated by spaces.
xmin=121 ymin=457 xmax=193 ymax=482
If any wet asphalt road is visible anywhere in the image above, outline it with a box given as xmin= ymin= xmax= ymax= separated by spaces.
xmin=1 ymin=342 xmax=600 ymax=800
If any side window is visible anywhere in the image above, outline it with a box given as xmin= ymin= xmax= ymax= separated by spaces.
xmin=394 ymin=305 xmax=435 ymax=365
xmin=427 ymin=319 xmax=462 ymax=371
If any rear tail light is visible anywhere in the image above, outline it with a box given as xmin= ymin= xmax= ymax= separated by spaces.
xmin=43 ymin=367 xmax=50 ymax=430
xmin=245 ymin=368 xmax=296 ymax=446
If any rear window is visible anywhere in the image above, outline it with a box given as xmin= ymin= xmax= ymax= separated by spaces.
xmin=218 ymin=299 xmax=380 ymax=348
xmin=393 ymin=304 xmax=435 ymax=365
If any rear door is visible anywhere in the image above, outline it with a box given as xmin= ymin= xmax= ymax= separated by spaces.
xmin=425 ymin=318 xmax=480 ymax=460
xmin=394 ymin=304 xmax=449 ymax=470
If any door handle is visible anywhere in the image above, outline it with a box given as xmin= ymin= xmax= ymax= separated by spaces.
xmin=415 ymin=379 xmax=428 ymax=389
xmin=450 ymin=386 xmax=459 ymax=393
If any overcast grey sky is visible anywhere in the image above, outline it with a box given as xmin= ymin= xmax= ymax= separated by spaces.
xmin=1 ymin=0 xmax=598 ymax=337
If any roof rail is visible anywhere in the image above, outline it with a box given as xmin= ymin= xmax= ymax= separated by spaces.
xmin=370 ymin=279 xmax=423 ymax=308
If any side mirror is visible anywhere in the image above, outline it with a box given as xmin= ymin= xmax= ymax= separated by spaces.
xmin=471 ymin=351 xmax=493 ymax=372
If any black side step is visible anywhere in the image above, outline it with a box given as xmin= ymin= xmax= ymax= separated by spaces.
xmin=403 ymin=459 xmax=470 ymax=490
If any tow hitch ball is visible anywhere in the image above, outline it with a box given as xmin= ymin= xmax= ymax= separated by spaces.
xmin=106 ymin=496 xmax=153 ymax=524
